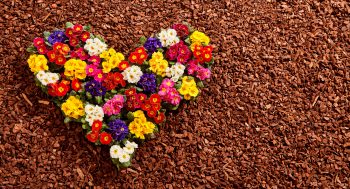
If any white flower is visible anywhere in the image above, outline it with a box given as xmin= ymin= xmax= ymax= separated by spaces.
xmin=84 ymin=38 xmax=107 ymax=56
xmin=123 ymin=141 xmax=138 ymax=154
xmin=119 ymin=151 xmax=131 ymax=163
xmin=122 ymin=66 xmax=143 ymax=83
xmin=157 ymin=29 xmax=180 ymax=47
xmin=84 ymin=104 xmax=95 ymax=114
xmin=110 ymin=145 xmax=123 ymax=159
xmin=36 ymin=71 xmax=60 ymax=86
xmin=166 ymin=63 xmax=185 ymax=82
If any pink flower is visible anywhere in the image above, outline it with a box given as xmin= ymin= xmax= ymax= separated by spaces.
xmin=187 ymin=63 xmax=198 ymax=75
xmin=158 ymin=86 xmax=168 ymax=97
xmin=196 ymin=67 xmax=211 ymax=80
xmin=88 ymin=56 xmax=101 ymax=66
xmin=171 ymin=95 xmax=181 ymax=105
xmin=166 ymin=46 xmax=178 ymax=60
xmin=94 ymin=69 xmax=105 ymax=82
xmin=75 ymin=48 xmax=89 ymax=60
xmin=103 ymin=94 xmax=125 ymax=116
xmin=162 ymin=78 xmax=175 ymax=88
xmin=86 ymin=64 xmax=98 ymax=77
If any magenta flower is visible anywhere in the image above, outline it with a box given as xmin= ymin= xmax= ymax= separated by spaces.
xmin=86 ymin=64 xmax=98 ymax=77
xmin=196 ymin=67 xmax=211 ymax=80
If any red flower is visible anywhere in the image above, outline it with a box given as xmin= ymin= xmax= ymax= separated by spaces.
xmin=103 ymin=72 xmax=126 ymax=90
xmin=53 ymin=42 xmax=63 ymax=52
xmin=73 ymin=24 xmax=83 ymax=34
xmin=203 ymin=46 xmax=213 ymax=53
xmin=91 ymin=120 xmax=103 ymax=132
xmin=137 ymin=93 xmax=147 ymax=102
xmin=135 ymin=47 xmax=146 ymax=54
xmin=69 ymin=37 xmax=79 ymax=47
xmin=149 ymin=94 xmax=161 ymax=105
xmin=55 ymin=82 xmax=69 ymax=97
xmin=33 ymin=38 xmax=45 ymax=47
xmin=202 ymin=52 xmax=212 ymax=62
xmin=80 ymin=31 xmax=90 ymax=42
xmin=154 ymin=112 xmax=165 ymax=124
xmin=141 ymin=100 xmax=152 ymax=111
xmin=61 ymin=80 xmax=70 ymax=86
xmin=118 ymin=61 xmax=129 ymax=71
xmin=99 ymin=132 xmax=112 ymax=145
xmin=126 ymin=101 xmax=135 ymax=111
xmin=55 ymin=54 xmax=66 ymax=65
xmin=137 ymin=52 xmax=148 ymax=64
xmin=152 ymin=103 xmax=161 ymax=111
xmin=172 ymin=24 xmax=189 ymax=38
xmin=193 ymin=50 xmax=202 ymax=59
xmin=128 ymin=52 xmax=139 ymax=63
xmin=71 ymin=79 xmax=82 ymax=91
xmin=147 ymin=109 xmax=157 ymax=118
xmin=65 ymin=28 xmax=75 ymax=38
xmin=125 ymin=88 xmax=136 ymax=96
xmin=37 ymin=45 xmax=47 ymax=55
xmin=47 ymin=50 xmax=57 ymax=62
xmin=59 ymin=44 xmax=70 ymax=55
xmin=133 ymin=100 xmax=142 ymax=109
xmin=86 ymin=131 xmax=99 ymax=143
xmin=48 ymin=83 xmax=58 ymax=96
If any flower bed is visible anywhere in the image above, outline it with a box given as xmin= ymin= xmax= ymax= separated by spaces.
xmin=27 ymin=22 xmax=213 ymax=169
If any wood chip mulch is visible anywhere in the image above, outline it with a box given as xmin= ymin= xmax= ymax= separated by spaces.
xmin=1 ymin=0 xmax=349 ymax=188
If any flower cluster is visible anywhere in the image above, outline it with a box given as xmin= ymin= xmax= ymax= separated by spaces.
xmin=27 ymin=22 xmax=213 ymax=169
xmin=158 ymin=79 xmax=181 ymax=105
xmin=103 ymin=95 xmax=124 ymax=116
xmin=85 ymin=104 xmax=104 ymax=126
xmin=61 ymin=96 xmax=85 ymax=119
xmin=149 ymin=52 xmax=168 ymax=77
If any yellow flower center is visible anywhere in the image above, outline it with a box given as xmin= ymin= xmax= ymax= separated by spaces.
xmin=58 ymin=87 xmax=64 ymax=93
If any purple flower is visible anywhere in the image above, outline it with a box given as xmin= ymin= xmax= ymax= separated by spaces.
xmin=137 ymin=73 xmax=157 ymax=94
xmin=108 ymin=119 xmax=129 ymax=141
xmin=48 ymin=30 xmax=67 ymax=45
xmin=143 ymin=37 xmax=162 ymax=55
xmin=85 ymin=80 xmax=106 ymax=97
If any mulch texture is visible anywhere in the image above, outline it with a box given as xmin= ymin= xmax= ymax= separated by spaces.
xmin=1 ymin=0 xmax=350 ymax=188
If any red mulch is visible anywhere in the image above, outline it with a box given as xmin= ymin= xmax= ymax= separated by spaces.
xmin=1 ymin=0 xmax=350 ymax=188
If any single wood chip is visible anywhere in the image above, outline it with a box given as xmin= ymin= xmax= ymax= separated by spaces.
xmin=21 ymin=93 xmax=33 ymax=106
xmin=38 ymin=100 xmax=50 ymax=105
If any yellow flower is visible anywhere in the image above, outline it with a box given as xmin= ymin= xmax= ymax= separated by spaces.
xmin=116 ymin=52 xmax=125 ymax=61
xmin=108 ymin=55 xmax=121 ymax=68
xmin=188 ymin=86 xmax=199 ymax=97
xmin=64 ymin=59 xmax=87 ymax=80
xmin=27 ymin=54 xmax=48 ymax=73
xmin=151 ymin=52 xmax=163 ymax=61
xmin=102 ymin=61 xmax=112 ymax=73
xmin=129 ymin=110 xmax=155 ymax=139
xmin=190 ymin=42 xmax=202 ymax=52
xmin=61 ymin=96 xmax=85 ymax=119
xmin=108 ymin=48 xmax=117 ymax=56
xmin=184 ymin=94 xmax=191 ymax=100
xmin=99 ymin=51 xmax=110 ymax=60
xmin=190 ymin=31 xmax=210 ymax=45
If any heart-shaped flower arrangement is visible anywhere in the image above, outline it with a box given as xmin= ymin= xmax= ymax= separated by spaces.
xmin=27 ymin=22 xmax=213 ymax=169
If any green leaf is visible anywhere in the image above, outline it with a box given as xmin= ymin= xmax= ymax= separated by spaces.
xmin=82 ymin=123 xmax=89 ymax=130
xmin=175 ymin=81 xmax=182 ymax=89
xmin=86 ymin=92 xmax=92 ymax=99
xmin=43 ymin=31 xmax=51 ymax=38
xmin=66 ymin=22 xmax=74 ymax=28
xmin=96 ymin=35 xmax=105 ymax=43
xmin=95 ymin=96 xmax=103 ymax=104
xmin=83 ymin=24 xmax=91 ymax=31
xmin=184 ymin=37 xmax=191 ymax=45
xmin=26 ymin=45 xmax=37 ymax=53
xmin=111 ymin=89 xmax=118 ymax=94
xmin=157 ymin=48 xmax=164 ymax=53
xmin=197 ymin=81 xmax=204 ymax=88
xmin=136 ymin=87 xmax=143 ymax=92
xmin=120 ymin=161 xmax=131 ymax=168
xmin=171 ymin=105 xmax=179 ymax=110
xmin=139 ymin=36 xmax=147 ymax=45
xmin=64 ymin=117 xmax=71 ymax=124
xmin=127 ymin=112 xmax=134 ymax=121
xmin=169 ymin=61 xmax=175 ymax=65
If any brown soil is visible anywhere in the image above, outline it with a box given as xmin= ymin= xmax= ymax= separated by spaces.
xmin=1 ymin=0 xmax=349 ymax=188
